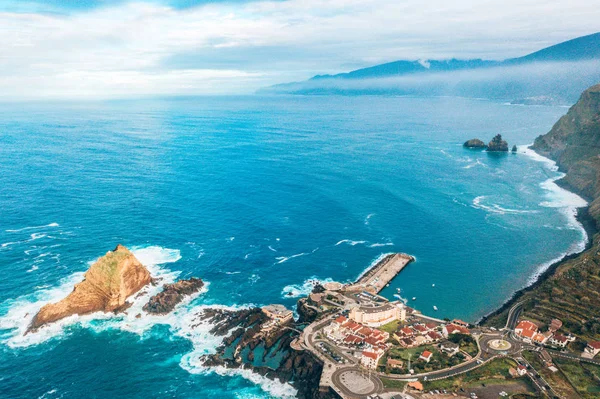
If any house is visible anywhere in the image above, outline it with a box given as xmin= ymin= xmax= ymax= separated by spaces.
xmin=360 ymin=351 xmax=382 ymax=369
xmin=397 ymin=326 xmax=416 ymax=337
xmin=533 ymin=332 xmax=550 ymax=345
xmin=407 ymin=381 xmax=423 ymax=391
xmin=427 ymin=331 xmax=442 ymax=342
xmin=397 ymin=337 xmax=416 ymax=348
xmin=509 ymin=367 xmax=519 ymax=378
xmin=262 ymin=305 xmax=293 ymax=324
xmin=517 ymin=364 xmax=528 ymax=376
xmin=425 ymin=322 xmax=438 ymax=331
xmin=515 ymin=320 xmax=538 ymax=336
xmin=386 ymin=358 xmax=403 ymax=369
xmin=443 ymin=323 xmax=470 ymax=337
xmin=549 ymin=319 xmax=563 ymax=332
xmin=419 ymin=350 xmax=433 ymax=363
xmin=440 ymin=341 xmax=460 ymax=356
xmin=585 ymin=341 xmax=600 ymax=358
xmin=452 ymin=319 xmax=469 ymax=328
xmin=549 ymin=334 xmax=569 ymax=348
xmin=413 ymin=324 xmax=428 ymax=333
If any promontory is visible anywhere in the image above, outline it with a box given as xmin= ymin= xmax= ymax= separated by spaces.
xmin=27 ymin=244 xmax=152 ymax=333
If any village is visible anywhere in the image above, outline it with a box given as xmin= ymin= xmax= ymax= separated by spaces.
xmin=257 ymin=253 xmax=600 ymax=399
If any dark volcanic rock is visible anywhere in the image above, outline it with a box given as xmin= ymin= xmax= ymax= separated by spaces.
xmin=512 ymin=145 xmax=518 ymax=153
xmin=463 ymin=138 xmax=487 ymax=149
xmin=296 ymin=297 xmax=319 ymax=324
xmin=199 ymin=307 xmax=327 ymax=399
xmin=487 ymin=134 xmax=509 ymax=152
xmin=143 ymin=277 xmax=204 ymax=314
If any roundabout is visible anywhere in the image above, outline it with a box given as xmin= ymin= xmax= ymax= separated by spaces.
xmin=488 ymin=339 xmax=512 ymax=351
xmin=332 ymin=367 xmax=383 ymax=397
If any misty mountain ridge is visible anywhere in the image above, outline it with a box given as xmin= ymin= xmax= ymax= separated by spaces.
xmin=263 ymin=32 xmax=600 ymax=104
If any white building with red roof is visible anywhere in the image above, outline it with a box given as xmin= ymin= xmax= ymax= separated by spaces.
xmin=360 ymin=351 xmax=383 ymax=369
xmin=585 ymin=341 xmax=600 ymax=358
xmin=442 ymin=323 xmax=470 ymax=337
xmin=419 ymin=350 xmax=433 ymax=363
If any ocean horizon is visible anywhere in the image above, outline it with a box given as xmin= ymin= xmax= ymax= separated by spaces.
xmin=0 ymin=95 xmax=588 ymax=398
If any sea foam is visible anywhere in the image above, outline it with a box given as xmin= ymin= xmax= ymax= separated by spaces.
xmin=520 ymin=145 xmax=589 ymax=282
xmin=0 ymin=245 xmax=183 ymax=348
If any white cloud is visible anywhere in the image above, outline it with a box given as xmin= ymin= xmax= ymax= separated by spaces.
xmin=0 ymin=0 xmax=598 ymax=98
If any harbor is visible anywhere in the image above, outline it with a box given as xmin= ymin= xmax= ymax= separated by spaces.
xmin=345 ymin=253 xmax=415 ymax=294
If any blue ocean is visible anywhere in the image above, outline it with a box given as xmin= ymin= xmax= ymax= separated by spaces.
xmin=0 ymin=95 xmax=587 ymax=398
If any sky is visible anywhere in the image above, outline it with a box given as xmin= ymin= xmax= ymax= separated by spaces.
xmin=0 ymin=0 xmax=599 ymax=99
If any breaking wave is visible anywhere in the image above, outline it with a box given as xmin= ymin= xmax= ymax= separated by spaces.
xmin=471 ymin=195 xmax=538 ymax=215
xmin=280 ymin=277 xmax=335 ymax=298
xmin=520 ymin=145 xmax=589 ymax=282
xmin=0 ymin=245 xmax=183 ymax=348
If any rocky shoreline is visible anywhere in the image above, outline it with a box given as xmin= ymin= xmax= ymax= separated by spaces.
xmin=197 ymin=307 xmax=332 ymax=399
xmin=478 ymin=205 xmax=597 ymax=326
xmin=481 ymin=84 xmax=600 ymax=334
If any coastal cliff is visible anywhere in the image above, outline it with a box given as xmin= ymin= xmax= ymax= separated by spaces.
xmin=199 ymin=308 xmax=332 ymax=399
xmin=28 ymin=245 xmax=152 ymax=333
xmin=484 ymin=84 xmax=600 ymax=340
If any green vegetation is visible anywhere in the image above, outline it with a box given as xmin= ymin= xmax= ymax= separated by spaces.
xmin=448 ymin=333 xmax=478 ymax=357
xmin=554 ymin=357 xmax=600 ymax=398
xmin=379 ymin=320 xmax=400 ymax=334
xmin=522 ymin=350 xmax=579 ymax=398
xmin=484 ymin=85 xmax=600 ymax=342
xmin=380 ymin=378 xmax=406 ymax=390
xmin=386 ymin=345 xmax=464 ymax=373
xmin=422 ymin=358 xmax=531 ymax=394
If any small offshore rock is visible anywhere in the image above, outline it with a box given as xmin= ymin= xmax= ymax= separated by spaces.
xmin=143 ymin=277 xmax=204 ymax=314
xmin=487 ymin=134 xmax=509 ymax=152
xmin=463 ymin=138 xmax=487 ymax=149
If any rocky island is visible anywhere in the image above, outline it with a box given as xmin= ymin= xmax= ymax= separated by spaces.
xmin=463 ymin=138 xmax=487 ymax=149
xmin=27 ymin=245 xmax=204 ymax=333
xmin=486 ymin=134 xmax=509 ymax=152
xmin=27 ymin=244 xmax=152 ymax=333
xmin=143 ymin=277 xmax=204 ymax=314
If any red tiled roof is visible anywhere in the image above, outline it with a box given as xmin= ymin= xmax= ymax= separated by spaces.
xmin=516 ymin=320 xmax=538 ymax=332
xmin=521 ymin=329 xmax=536 ymax=339
xmin=420 ymin=350 xmax=433 ymax=359
xmin=413 ymin=324 xmax=428 ymax=332
xmin=362 ymin=351 xmax=379 ymax=360
xmin=399 ymin=327 xmax=414 ymax=336
xmin=445 ymin=324 xmax=470 ymax=335
xmin=335 ymin=316 xmax=347 ymax=324
xmin=587 ymin=341 xmax=600 ymax=349
xmin=553 ymin=334 xmax=568 ymax=343
xmin=425 ymin=322 xmax=437 ymax=329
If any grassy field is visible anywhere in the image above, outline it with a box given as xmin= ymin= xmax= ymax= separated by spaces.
xmin=379 ymin=320 xmax=400 ymax=334
xmin=554 ymin=357 xmax=600 ymax=398
xmin=380 ymin=378 xmax=406 ymax=390
xmin=422 ymin=357 xmax=532 ymax=394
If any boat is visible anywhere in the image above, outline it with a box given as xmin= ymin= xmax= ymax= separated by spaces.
xmin=432 ymin=284 xmax=435 ymax=287
xmin=433 ymin=305 xmax=438 ymax=311
xmin=396 ymin=288 xmax=401 ymax=292
xmin=412 ymin=297 xmax=416 ymax=301
xmin=393 ymin=294 xmax=403 ymax=300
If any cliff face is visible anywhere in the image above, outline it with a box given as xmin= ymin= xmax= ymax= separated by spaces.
xmin=533 ymin=84 xmax=600 ymax=221
xmin=484 ymin=83 xmax=600 ymax=341
xmin=28 ymin=245 xmax=152 ymax=332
